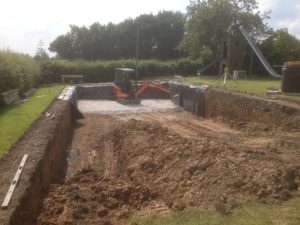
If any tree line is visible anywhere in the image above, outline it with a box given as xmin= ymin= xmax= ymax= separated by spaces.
xmin=49 ymin=11 xmax=185 ymax=60
xmin=48 ymin=0 xmax=300 ymax=68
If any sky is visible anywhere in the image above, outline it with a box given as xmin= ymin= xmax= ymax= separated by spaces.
xmin=0 ymin=0 xmax=299 ymax=56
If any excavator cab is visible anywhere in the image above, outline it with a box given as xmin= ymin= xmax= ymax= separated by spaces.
xmin=114 ymin=68 xmax=140 ymax=104
xmin=114 ymin=68 xmax=136 ymax=94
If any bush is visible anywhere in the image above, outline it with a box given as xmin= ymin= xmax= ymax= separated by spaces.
xmin=40 ymin=58 xmax=202 ymax=83
xmin=176 ymin=58 xmax=203 ymax=74
xmin=0 ymin=50 xmax=40 ymax=93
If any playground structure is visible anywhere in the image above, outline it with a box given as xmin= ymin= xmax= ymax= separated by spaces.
xmin=239 ymin=26 xmax=281 ymax=78
xmin=199 ymin=25 xmax=282 ymax=78
xmin=198 ymin=25 xmax=300 ymax=93
xmin=219 ymin=26 xmax=247 ymax=77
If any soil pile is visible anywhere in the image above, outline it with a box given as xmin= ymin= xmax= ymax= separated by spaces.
xmin=37 ymin=113 xmax=300 ymax=224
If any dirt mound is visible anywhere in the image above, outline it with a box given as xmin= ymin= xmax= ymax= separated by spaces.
xmin=37 ymin=168 xmax=156 ymax=225
xmin=37 ymin=114 xmax=300 ymax=224
xmin=109 ymin=119 xmax=300 ymax=208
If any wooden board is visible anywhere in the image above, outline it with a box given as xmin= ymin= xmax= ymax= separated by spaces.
xmin=1 ymin=154 xmax=28 ymax=209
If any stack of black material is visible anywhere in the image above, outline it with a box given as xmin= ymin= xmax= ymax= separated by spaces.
xmin=167 ymin=82 xmax=206 ymax=117
xmin=282 ymin=65 xmax=300 ymax=93
xmin=76 ymin=84 xmax=115 ymax=100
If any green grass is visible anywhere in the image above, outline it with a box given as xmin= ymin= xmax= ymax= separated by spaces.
xmin=176 ymin=76 xmax=300 ymax=103
xmin=0 ymin=85 xmax=64 ymax=158
xmin=178 ymin=76 xmax=280 ymax=95
xmin=132 ymin=198 xmax=300 ymax=225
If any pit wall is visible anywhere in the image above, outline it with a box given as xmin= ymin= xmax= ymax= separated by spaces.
xmin=167 ymin=82 xmax=205 ymax=116
xmin=167 ymin=82 xmax=300 ymax=129
xmin=76 ymin=82 xmax=300 ymax=128
xmin=204 ymin=88 xmax=300 ymax=129
xmin=76 ymin=83 xmax=114 ymax=100
xmin=0 ymin=100 xmax=72 ymax=225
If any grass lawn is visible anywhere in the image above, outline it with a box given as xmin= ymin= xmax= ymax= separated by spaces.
xmin=176 ymin=76 xmax=300 ymax=102
xmin=0 ymin=85 xmax=64 ymax=158
xmin=133 ymin=198 xmax=300 ymax=225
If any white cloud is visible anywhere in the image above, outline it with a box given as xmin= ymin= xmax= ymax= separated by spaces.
xmin=0 ymin=0 xmax=189 ymax=56
xmin=258 ymin=0 xmax=281 ymax=12
xmin=278 ymin=18 xmax=300 ymax=39
xmin=257 ymin=0 xmax=300 ymax=39
xmin=2 ymin=0 xmax=300 ymax=56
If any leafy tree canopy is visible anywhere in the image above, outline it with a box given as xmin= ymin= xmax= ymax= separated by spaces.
xmin=180 ymin=0 xmax=270 ymax=59
xmin=260 ymin=28 xmax=300 ymax=65
xmin=49 ymin=11 xmax=185 ymax=60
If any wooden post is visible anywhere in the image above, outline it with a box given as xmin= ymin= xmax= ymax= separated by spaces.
xmin=135 ymin=27 xmax=139 ymax=88
xmin=249 ymin=50 xmax=254 ymax=77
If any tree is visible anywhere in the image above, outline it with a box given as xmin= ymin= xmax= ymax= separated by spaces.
xmin=34 ymin=40 xmax=49 ymax=61
xmin=180 ymin=0 xmax=270 ymax=59
xmin=146 ymin=11 xmax=185 ymax=59
xmin=49 ymin=11 xmax=185 ymax=60
xmin=260 ymin=28 xmax=300 ymax=65
xmin=49 ymin=25 xmax=91 ymax=60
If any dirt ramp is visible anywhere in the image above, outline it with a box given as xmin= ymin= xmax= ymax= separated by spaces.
xmin=37 ymin=113 xmax=300 ymax=224
xmin=106 ymin=118 xmax=300 ymax=208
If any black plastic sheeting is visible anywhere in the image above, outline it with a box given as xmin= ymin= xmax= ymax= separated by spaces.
xmin=76 ymin=84 xmax=115 ymax=100
xmin=57 ymin=86 xmax=84 ymax=120
xmin=167 ymin=82 xmax=206 ymax=117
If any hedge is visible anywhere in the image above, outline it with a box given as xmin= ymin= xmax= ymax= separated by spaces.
xmin=0 ymin=53 xmax=202 ymax=93
xmin=40 ymin=58 xmax=202 ymax=83
xmin=0 ymin=50 xmax=40 ymax=93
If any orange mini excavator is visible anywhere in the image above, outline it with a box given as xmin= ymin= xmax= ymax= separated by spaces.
xmin=114 ymin=68 xmax=171 ymax=104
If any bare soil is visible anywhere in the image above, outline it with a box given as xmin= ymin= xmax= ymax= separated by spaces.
xmin=37 ymin=112 xmax=300 ymax=225
xmin=0 ymin=100 xmax=71 ymax=225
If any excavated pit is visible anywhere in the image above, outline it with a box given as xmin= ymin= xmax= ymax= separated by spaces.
xmin=1 ymin=83 xmax=300 ymax=225
xmin=77 ymin=99 xmax=181 ymax=114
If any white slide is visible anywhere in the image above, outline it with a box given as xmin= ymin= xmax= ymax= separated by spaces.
xmin=239 ymin=26 xmax=281 ymax=78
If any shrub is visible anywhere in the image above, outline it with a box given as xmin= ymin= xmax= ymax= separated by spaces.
xmin=176 ymin=58 xmax=203 ymax=74
xmin=40 ymin=58 xmax=202 ymax=83
xmin=0 ymin=50 xmax=40 ymax=93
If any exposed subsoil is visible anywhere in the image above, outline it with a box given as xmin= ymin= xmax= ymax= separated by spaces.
xmin=0 ymin=100 xmax=71 ymax=225
xmin=37 ymin=112 xmax=300 ymax=225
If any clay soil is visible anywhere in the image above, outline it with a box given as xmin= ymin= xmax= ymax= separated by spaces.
xmin=37 ymin=112 xmax=300 ymax=225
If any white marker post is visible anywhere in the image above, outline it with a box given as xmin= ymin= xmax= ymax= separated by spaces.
xmin=1 ymin=154 xmax=28 ymax=209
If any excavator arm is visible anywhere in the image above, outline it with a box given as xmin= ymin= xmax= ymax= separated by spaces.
xmin=134 ymin=81 xmax=171 ymax=97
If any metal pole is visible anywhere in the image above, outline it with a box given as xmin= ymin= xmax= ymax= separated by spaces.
xmin=134 ymin=20 xmax=165 ymax=86
xmin=135 ymin=27 xmax=139 ymax=88
xmin=249 ymin=50 xmax=254 ymax=77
